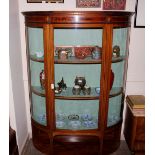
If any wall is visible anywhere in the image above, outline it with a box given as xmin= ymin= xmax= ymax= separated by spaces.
xmin=16 ymin=0 xmax=144 ymax=139
xmin=9 ymin=0 xmax=28 ymax=154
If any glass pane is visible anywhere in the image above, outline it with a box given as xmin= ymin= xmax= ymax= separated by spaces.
xmin=55 ymin=64 xmax=101 ymax=88
xmin=28 ymin=27 xmax=44 ymax=56
xmin=107 ymin=27 xmax=128 ymax=127
xmin=32 ymin=93 xmax=47 ymax=126
xmin=27 ymin=27 xmax=47 ymax=125
xmin=112 ymin=28 xmax=128 ymax=56
xmin=54 ymin=29 xmax=102 ymax=46
xmin=54 ymin=28 xmax=103 ymax=130
xmin=55 ymin=100 xmax=99 ymax=130
xmin=107 ymin=94 xmax=122 ymax=127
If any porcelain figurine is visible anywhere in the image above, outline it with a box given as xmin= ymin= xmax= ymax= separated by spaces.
xmin=57 ymin=77 xmax=67 ymax=91
xmin=40 ymin=70 xmax=45 ymax=89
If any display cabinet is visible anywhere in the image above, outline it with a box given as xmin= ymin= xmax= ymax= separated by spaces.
xmin=22 ymin=11 xmax=133 ymax=155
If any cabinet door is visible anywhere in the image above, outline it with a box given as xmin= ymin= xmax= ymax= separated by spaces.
xmin=27 ymin=27 xmax=47 ymax=126
xmin=107 ymin=26 xmax=130 ymax=127
xmin=52 ymin=27 xmax=104 ymax=130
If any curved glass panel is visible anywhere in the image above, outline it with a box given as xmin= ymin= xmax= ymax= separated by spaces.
xmin=107 ymin=27 xmax=129 ymax=127
xmin=32 ymin=93 xmax=47 ymax=126
xmin=107 ymin=94 xmax=122 ymax=127
xmin=27 ymin=27 xmax=47 ymax=125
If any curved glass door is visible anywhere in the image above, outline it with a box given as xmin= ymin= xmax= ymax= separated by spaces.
xmin=107 ymin=27 xmax=129 ymax=127
xmin=53 ymin=28 xmax=103 ymax=130
xmin=27 ymin=27 xmax=47 ymax=126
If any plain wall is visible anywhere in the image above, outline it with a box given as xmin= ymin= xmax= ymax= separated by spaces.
xmin=11 ymin=0 xmax=144 ymax=143
xmin=9 ymin=0 xmax=28 ymax=154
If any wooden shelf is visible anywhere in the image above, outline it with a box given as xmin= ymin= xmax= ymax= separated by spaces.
xmin=30 ymin=55 xmax=44 ymax=63
xmin=109 ymin=87 xmax=123 ymax=98
xmin=55 ymin=87 xmax=123 ymax=100
xmin=55 ymin=56 xmax=125 ymax=64
xmin=31 ymin=86 xmax=122 ymax=98
xmin=54 ymin=56 xmax=101 ymax=64
xmin=31 ymin=86 xmax=45 ymax=97
xmin=55 ymin=87 xmax=99 ymax=100
xmin=53 ymin=130 xmax=100 ymax=137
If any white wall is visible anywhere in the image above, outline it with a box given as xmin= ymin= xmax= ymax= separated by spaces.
xmin=9 ymin=0 xmax=29 ymax=154
xmin=16 ymin=0 xmax=144 ymax=139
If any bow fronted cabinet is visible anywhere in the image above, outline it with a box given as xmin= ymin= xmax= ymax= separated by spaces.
xmin=22 ymin=11 xmax=134 ymax=155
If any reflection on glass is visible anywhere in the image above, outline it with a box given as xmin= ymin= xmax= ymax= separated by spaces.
xmin=28 ymin=27 xmax=44 ymax=56
xmin=27 ymin=27 xmax=46 ymax=126
xmin=32 ymin=93 xmax=47 ymax=126
xmin=107 ymin=27 xmax=129 ymax=127
xmin=107 ymin=94 xmax=122 ymax=127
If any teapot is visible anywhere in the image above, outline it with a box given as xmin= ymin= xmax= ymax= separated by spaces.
xmin=74 ymin=76 xmax=86 ymax=89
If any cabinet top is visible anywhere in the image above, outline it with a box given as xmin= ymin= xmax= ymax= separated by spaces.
xmin=22 ymin=11 xmax=134 ymax=25
xmin=22 ymin=11 xmax=134 ymax=16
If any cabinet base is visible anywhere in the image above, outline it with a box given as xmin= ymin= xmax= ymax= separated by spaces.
xmin=32 ymin=121 xmax=122 ymax=155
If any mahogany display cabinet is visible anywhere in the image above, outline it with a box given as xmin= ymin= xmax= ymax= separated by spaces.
xmin=22 ymin=11 xmax=134 ymax=155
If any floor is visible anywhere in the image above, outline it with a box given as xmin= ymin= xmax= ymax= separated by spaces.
xmin=22 ymin=139 xmax=131 ymax=155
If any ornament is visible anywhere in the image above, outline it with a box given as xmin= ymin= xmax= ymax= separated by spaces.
xmin=40 ymin=70 xmax=45 ymax=89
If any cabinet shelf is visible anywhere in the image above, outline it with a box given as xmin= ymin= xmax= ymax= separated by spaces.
xmin=54 ymin=56 xmax=101 ymax=64
xmin=55 ymin=87 xmax=99 ymax=100
xmin=30 ymin=55 xmax=44 ymax=63
xmin=56 ymin=87 xmax=123 ymax=100
xmin=31 ymin=86 xmax=122 ymax=98
xmin=31 ymin=86 xmax=45 ymax=97
xmin=112 ymin=56 xmax=126 ymax=63
xmin=109 ymin=87 xmax=123 ymax=98
xmin=55 ymin=56 xmax=125 ymax=64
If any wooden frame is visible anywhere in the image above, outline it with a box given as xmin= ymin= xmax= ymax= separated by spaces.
xmin=76 ymin=0 xmax=101 ymax=8
xmin=134 ymin=0 xmax=145 ymax=28
xmin=103 ymin=0 xmax=126 ymax=10
xmin=27 ymin=0 xmax=64 ymax=3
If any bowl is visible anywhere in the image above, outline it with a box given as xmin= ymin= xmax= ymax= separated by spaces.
xmin=81 ymin=114 xmax=93 ymax=121
xmin=95 ymin=87 xmax=100 ymax=94
xmin=36 ymin=51 xmax=44 ymax=58
xmin=56 ymin=121 xmax=65 ymax=128
xmin=68 ymin=121 xmax=81 ymax=129
xmin=82 ymin=121 xmax=97 ymax=128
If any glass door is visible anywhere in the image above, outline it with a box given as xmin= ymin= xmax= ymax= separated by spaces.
xmin=107 ymin=26 xmax=129 ymax=127
xmin=53 ymin=27 xmax=103 ymax=130
xmin=27 ymin=27 xmax=47 ymax=126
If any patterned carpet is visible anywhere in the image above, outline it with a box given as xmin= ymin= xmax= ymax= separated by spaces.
xmin=22 ymin=139 xmax=131 ymax=155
